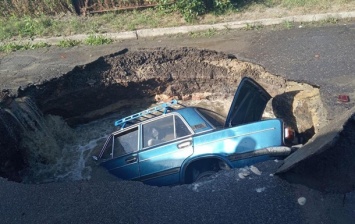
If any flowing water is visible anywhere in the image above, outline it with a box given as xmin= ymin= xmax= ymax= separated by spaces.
xmin=0 ymin=97 xmax=124 ymax=183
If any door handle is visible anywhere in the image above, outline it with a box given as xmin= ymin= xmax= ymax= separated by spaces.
xmin=177 ymin=141 xmax=192 ymax=149
xmin=125 ymin=156 xmax=137 ymax=164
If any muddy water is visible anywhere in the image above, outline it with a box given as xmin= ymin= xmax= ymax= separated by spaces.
xmin=20 ymin=115 xmax=109 ymax=183
xmin=1 ymin=98 xmax=113 ymax=183
xmin=0 ymin=48 xmax=328 ymax=183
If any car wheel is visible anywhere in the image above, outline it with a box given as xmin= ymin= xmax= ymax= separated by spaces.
xmin=193 ymin=170 xmax=216 ymax=182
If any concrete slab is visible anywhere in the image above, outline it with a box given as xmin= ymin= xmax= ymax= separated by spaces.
xmin=278 ymin=106 xmax=355 ymax=173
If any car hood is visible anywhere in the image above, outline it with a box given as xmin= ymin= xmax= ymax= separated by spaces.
xmin=224 ymin=77 xmax=271 ymax=128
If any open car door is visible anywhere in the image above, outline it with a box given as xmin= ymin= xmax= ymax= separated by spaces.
xmin=224 ymin=77 xmax=271 ymax=128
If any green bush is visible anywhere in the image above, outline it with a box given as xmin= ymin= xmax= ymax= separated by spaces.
xmin=212 ymin=0 xmax=233 ymax=14
xmin=158 ymin=0 xmax=233 ymax=22
xmin=176 ymin=0 xmax=207 ymax=22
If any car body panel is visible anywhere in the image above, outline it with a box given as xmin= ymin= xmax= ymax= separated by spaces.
xmin=138 ymin=136 xmax=193 ymax=185
xmin=101 ymin=152 xmax=140 ymax=180
xmin=185 ymin=119 xmax=283 ymax=173
xmin=193 ymin=119 xmax=283 ymax=157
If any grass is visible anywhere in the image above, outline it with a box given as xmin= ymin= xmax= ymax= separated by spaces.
xmin=84 ymin=35 xmax=113 ymax=45
xmin=245 ymin=23 xmax=264 ymax=31
xmin=283 ymin=20 xmax=294 ymax=29
xmin=0 ymin=42 xmax=50 ymax=53
xmin=0 ymin=9 xmax=179 ymax=42
xmin=0 ymin=15 xmax=53 ymax=40
xmin=280 ymin=0 xmax=353 ymax=9
xmin=0 ymin=0 xmax=354 ymax=52
xmin=58 ymin=39 xmax=82 ymax=48
xmin=323 ymin=17 xmax=340 ymax=24
xmin=189 ymin=28 xmax=218 ymax=38
xmin=0 ymin=35 xmax=113 ymax=52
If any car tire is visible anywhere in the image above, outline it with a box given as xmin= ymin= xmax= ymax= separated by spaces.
xmin=193 ymin=170 xmax=216 ymax=182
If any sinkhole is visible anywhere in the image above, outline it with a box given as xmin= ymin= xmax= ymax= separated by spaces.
xmin=0 ymin=48 xmax=328 ymax=185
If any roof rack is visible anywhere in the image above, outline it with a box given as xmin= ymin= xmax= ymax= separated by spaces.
xmin=114 ymin=99 xmax=178 ymax=129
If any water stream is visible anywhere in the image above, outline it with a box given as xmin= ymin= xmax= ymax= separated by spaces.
xmin=0 ymin=96 xmax=125 ymax=183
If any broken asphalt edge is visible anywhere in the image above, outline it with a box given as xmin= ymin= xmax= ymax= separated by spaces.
xmin=30 ymin=11 xmax=355 ymax=45
xmin=277 ymin=106 xmax=355 ymax=173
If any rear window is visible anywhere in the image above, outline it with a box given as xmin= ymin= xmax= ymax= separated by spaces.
xmin=196 ymin=108 xmax=225 ymax=128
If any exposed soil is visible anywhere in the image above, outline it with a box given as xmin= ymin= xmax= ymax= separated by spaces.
xmin=18 ymin=48 xmax=327 ymax=128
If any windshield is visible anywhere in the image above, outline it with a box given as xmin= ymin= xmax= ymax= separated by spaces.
xmin=196 ymin=108 xmax=226 ymax=128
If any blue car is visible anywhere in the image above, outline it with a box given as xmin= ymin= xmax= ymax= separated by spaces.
xmin=95 ymin=77 xmax=296 ymax=186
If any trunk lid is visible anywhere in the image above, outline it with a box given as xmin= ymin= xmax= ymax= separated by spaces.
xmin=224 ymin=77 xmax=271 ymax=128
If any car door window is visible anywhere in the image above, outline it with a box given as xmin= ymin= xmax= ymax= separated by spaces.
xmin=175 ymin=115 xmax=191 ymax=138
xmin=143 ymin=116 xmax=173 ymax=148
xmin=100 ymin=127 xmax=138 ymax=160
xmin=113 ymin=127 xmax=138 ymax=157
xmin=143 ymin=115 xmax=191 ymax=148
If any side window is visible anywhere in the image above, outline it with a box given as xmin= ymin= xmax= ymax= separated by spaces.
xmin=143 ymin=116 xmax=174 ymax=148
xmin=114 ymin=127 xmax=138 ymax=157
xmin=175 ymin=116 xmax=191 ymax=138
xmin=197 ymin=108 xmax=225 ymax=128
xmin=142 ymin=115 xmax=192 ymax=148
xmin=100 ymin=127 xmax=138 ymax=159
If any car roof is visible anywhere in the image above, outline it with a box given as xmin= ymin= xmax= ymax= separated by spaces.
xmin=112 ymin=106 xmax=216 ymax=135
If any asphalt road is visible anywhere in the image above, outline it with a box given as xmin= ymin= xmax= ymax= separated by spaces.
xmin=1 ymin=22 xmax=355 ymax=223
xmin=1 ymin=161 xmax=354 ymax=224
